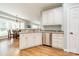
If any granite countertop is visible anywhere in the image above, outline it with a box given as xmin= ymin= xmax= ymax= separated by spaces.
xmin=42 ymin=30 xmax=64 ymax=34
xmin=52 ymin=32 xmax=64 ymax=34
xmin=19 ymin=30 xmax=64 ymax=34
xmin=19 ymin=31 xmax=42 ymax=34
xmin=42 ymin=32 xmax=64 ymax=34
xmin=19 ymin=29 xmax=42 ymax=34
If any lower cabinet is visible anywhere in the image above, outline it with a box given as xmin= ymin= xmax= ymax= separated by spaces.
xmin=52 ymin=33 xmax=64 ymax=49
xmin=19 ymin=33 xmax=42 ymax=49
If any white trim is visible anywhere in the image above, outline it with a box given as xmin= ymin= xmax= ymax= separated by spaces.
xmin=64 ymin=49 xmax=70 ymax=52
xmin=64 ymin=49 xmax=79 ymax=54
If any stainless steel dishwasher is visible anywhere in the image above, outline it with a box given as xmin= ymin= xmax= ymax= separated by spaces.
xmin=42 ymin=32 xmax=52 ymax=46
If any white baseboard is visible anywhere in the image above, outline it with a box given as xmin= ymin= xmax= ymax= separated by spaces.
xmin=64 ymin=49 xmax=79 ymax=54
xmin=64 ymin=49 xmax=70 ymax=52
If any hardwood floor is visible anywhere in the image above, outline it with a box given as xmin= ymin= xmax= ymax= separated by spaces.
xmin=0 ymin=38 xmax=19 ymax=56
xmin=0 ymin=38 xmax=79 ymax=56
xmin=19 ymin=45 xmax=79 ymax=56
xmin=11 ymin=38 xmax=19 ymax=48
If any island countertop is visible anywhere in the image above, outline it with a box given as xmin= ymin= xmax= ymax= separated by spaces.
xmin=19 ymin=29 xmax=64 ymax=34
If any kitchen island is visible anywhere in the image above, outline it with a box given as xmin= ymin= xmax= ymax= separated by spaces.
xmin=19 ymin=29 xmax=42 ymax=49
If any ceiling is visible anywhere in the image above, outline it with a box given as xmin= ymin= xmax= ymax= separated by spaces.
xmin=0 ymin=3 xmax=62 ymax=24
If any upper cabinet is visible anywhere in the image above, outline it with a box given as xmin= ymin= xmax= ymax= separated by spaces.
xmin=54 ymin=7 xmax=63 ymax=25
xmin=47 ymin=9 xmax=55 ymax=25
xmin=42 ymin=7 xmax=63 ymax=25
xmin=42 ymin=10 xmax=48 ymax=25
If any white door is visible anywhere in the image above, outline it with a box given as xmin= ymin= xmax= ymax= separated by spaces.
xmin=67 ymin=5 xmax=79 ymax=53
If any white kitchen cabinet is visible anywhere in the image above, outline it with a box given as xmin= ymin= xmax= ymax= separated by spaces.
xmin=42 ymin=11 xmax=48 ymax=25
xmin=42 ymin=7 xmax=63 ymax=25
xmin=34 ymin=33 xmax=42 ymax=45
xmin=19 ymin=33 xmax=42 ymax=49
xmin=47 ymin=9 xmax=54 ymax=25
xmin=54 ymin=7 xmax=63 ymax=25
xmin=52 ymin=33 xmax=64 ymax=49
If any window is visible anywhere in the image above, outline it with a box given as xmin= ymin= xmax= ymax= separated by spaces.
xmin=31 ymin=24 xmax=39 ymax=29
xmin=0 ymin=18 xmax=8 ymax=36
xmin=0 ymin=18 xmax=25 ymax=36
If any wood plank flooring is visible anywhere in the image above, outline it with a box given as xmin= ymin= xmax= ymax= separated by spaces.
xmin=11 ymin=38 xmax=19 ymax=48
xmin=0 ymin=38 xmax=79 ymax=56
xmin=0 ymin=38 xmax=19 ymax=56
xmin=19 ymin=45 xmax=79 ymax=56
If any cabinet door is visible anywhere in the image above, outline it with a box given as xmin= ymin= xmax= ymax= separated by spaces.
xmin=54 ymin=7 xmax=63 ymax=25
xmin=48 ymin=9 xmax=54 ymax=25
xmin=48 ymin=7 xmax=63 ymax=25
xmin=28 ymin=34 xmax=35 ymax=47
xmin=42 ymin=11 xmax=48 ymax=25
xmin=20 ymin=34 xmax=31 ymax=49
xmin=52 ymin=34 xmax=64 ymax=49
xmin=34 ymin=33 xmax=42 ymax=45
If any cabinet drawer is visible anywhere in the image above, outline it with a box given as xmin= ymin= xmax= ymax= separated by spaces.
xmin=53 ymin=37 xmax=64 ymax=39
xmin=52 ymin=42 xmax=64 ymax=49
xmin=53 ymin=38 xmax=63 ymax=41
xmin=52 ymin=39 xmax=59 ymax=42
xmin=52 ymin=43 xmax=58 ymax=47
xmin=58 ymin=40 xmax=64 ymax=43
xmin=52 ymin=38 xmax=63 ymax=41
xmin=52 ymin=34 xmax=64 ymax=37
xmin=58 ymin=44 xmax=64 ymax=48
